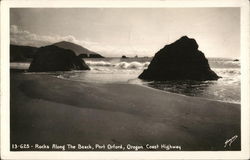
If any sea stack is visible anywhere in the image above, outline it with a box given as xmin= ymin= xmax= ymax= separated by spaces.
xmin=28 ymin=45 xmax=90 ymax=72
xmin=139 ymin=36 xmax=220 ymax=81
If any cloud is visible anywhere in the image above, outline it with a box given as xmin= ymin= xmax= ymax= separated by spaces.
xmin=10 ymin=25 xmax=94 ymax=47
xmin=10 ymin=25 xmax=156 ymax=57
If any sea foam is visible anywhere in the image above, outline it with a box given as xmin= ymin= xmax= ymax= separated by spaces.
xmin=85 ymin=61 xmax=149 ymax=69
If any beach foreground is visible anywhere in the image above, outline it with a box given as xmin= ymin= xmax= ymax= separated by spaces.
xmin=10 ymin=72 xmax=240 ymax=151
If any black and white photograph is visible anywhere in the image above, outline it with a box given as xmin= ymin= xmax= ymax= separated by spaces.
xmin=1 ymin=0 xmax=249 ymax=159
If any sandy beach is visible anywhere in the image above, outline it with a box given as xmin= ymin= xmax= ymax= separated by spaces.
xmin=10 ymin=72 xmax=240 ymax=151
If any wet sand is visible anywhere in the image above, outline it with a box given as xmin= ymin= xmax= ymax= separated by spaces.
xmin=10 ymin=72 xmax=240 ymax=151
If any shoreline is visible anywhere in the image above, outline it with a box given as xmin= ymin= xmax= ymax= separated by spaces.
xmin=19 ymin=69 xmax=240 ymax=105
xmin=131 ymin=82 xmax=241 ymax=105
xmin=10 ymin=71 xmax=241 ymax=151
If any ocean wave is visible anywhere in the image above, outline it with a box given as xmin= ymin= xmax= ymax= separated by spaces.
xmin=209 ymin=60 xmax=240 ymax=68
xmin=86 ymin=61 xmax=113 ymax=67
xmin=86 ymin=60 xmax=149 ymax=69
xmin=213 ymin=68 xmax=240 ymax=77
xmin=10 ymin=62 xmax=30 ymax=70
xmin=213 ymin=68 xmax=240 ymax=86
xmin=115 ymin=61 xmax=149 ymax=69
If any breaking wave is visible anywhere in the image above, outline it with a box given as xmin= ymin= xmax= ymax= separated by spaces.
xmin=10 ymin=62 xmax=30 ymax=70
xmin=85 ymin=60 xmax=150 ymax=69
xmin=213 ymin=68 xmax=240 ymax=77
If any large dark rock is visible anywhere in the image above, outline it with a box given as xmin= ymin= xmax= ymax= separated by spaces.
xmin=28 ymin=45 xmax=90 ymax=72
xmin=139 ymin=36 xmax=220 ymax=81
xmin=10 ymin=44 xmax=38 ymax=62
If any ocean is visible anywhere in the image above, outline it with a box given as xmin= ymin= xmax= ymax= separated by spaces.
xmin=11 ymin=57 xmax=240 ymax=104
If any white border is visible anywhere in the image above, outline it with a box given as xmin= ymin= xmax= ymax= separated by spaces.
xmin=1 ymin=0 xmax=249 ymax=159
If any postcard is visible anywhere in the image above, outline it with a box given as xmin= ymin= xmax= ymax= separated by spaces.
xmin=1 ymin=0 xmax=249 ymax=159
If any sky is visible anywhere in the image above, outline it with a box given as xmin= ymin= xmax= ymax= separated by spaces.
xmin=10 ymin=8 xmax=240 ymax=58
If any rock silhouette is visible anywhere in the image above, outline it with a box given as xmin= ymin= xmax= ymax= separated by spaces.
xmin=88 ymin=53 xmax=104 ymax=58
xmin=139 ymin=36 xmax=220 ymax=81
xmin=10 ymin=44 xmax=38 ymax=62
xmin=78 ymin=53 xmax=104 ymax=58
xmin=28 ymin=45 xmax=90 ymax=72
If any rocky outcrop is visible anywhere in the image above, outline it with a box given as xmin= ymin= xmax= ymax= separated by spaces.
xmin=10 ymin=44 xmax=38 ymax=62
xmin=139 ymin=36 xmax=220 ymax=81
xmin=78 ymin=53 xmax=104 ymax=58
xmin=78 ymin=54 xmax=88 ymax=58
xmin=88 ymin=53 xmax=104 ymax=58
xmin=28 ymin=45 xmax=90 ymax=72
